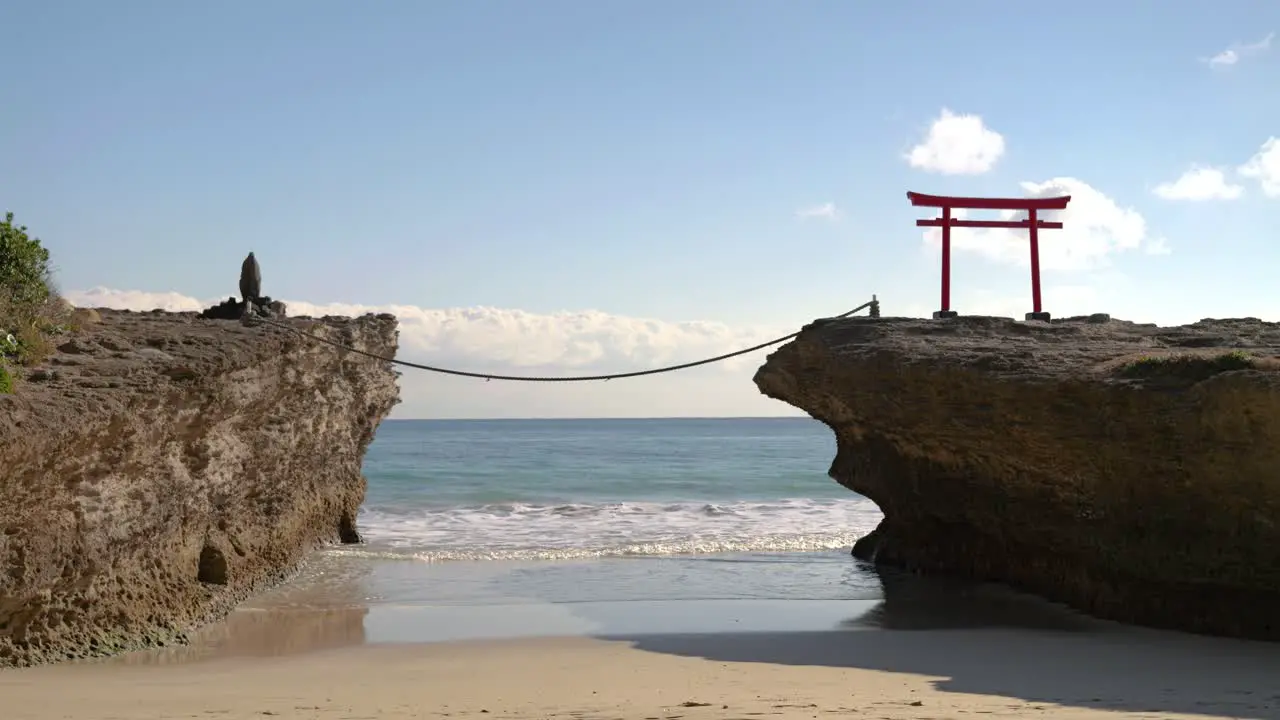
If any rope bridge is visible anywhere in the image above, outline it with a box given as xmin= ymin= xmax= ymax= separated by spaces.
xmin=243 ymin=295 xmax=880 ymax=383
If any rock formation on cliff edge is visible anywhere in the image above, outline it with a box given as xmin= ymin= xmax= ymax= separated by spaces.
xmin=0 ymin=309 xmax=400 ymax=667
xmin=754 ymin=314 xmax=1280 ymax=641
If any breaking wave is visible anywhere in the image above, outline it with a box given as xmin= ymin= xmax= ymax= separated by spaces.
xmin=342 ymin=497 xmax=882 ymax=563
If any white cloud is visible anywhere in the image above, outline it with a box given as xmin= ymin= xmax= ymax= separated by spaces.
xmin=1153 ymin=166 xmax=1244 ymax=200
xmin=905 ymin=108 xmax=1005 ymax=175
xmin=967 ymin=286 xmax=1098 ymax=318
xmin=1204 ymin=32 xmax=1274 ymax=68
xmin=66 ymin=288 xmax=209 ymax=312
xmin=795 ymin=202 xmax=841 ymax=221
xmin=1144 ymin=237 xmax=1172 ymax=256
xmin=1238 ymin=137 xmax=1280 ymax=197
xmin=919 ymin=177 xmax=1160 ymax=271
xmin=1208 ymin=50 xmax=1239 ymax=67
xmin=898 ymin=284 xmax=1105 ymax=319
xmin=60 ymin=288 xmax=814 ymax=419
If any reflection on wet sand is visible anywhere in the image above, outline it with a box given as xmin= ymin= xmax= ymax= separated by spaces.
xmin=104 ymin=556 xmax=379 ymax=666
xmin=844 ymin=564 xmax=1103 ymax=633
xmin=107 ymin=606 xmax=372 ymax=666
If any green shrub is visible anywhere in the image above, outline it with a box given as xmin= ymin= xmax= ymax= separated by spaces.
xmin=0 ymin=212 xmax=68 ymax=367
xmin=0 ymin=212 xmax=53 ymax=311
xmin=0 ymin=364 xmax=12 ymax=394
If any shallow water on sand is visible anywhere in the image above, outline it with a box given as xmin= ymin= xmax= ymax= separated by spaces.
xmin=108 ymin=552 xmax=1115 ymax=666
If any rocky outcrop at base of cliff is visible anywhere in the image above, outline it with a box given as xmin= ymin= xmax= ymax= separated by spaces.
xmin=0 ymin=309 xmax=400 ymax=667
xmin=754 ymin=315 xmax=1280 ymax=640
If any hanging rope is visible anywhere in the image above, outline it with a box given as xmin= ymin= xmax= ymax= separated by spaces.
xmin=242 ymin=296 xmax=879 ymax=382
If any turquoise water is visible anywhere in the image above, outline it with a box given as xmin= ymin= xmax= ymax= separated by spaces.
xmin=238 ymin=418 xmax=889 ymax=640
xmin=354 ymin=418 xmax=880 ymax=563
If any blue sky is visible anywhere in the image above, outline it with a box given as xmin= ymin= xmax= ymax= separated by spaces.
xmin=3 ymin=2 xmax=1278 ymax=418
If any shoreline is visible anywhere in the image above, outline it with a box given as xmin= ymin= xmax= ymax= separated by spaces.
xmin=5 ymin=627 xmax=1279 ymax=720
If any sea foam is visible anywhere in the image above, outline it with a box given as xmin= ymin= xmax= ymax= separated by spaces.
xmin=346 ymin=497 xmax=883 ymax=562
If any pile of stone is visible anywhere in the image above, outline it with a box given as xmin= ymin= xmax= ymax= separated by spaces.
xmin=199 ymin=296 xmax=287 ymax=320
xmin=198 ymin=251 xmax=287 ymax=320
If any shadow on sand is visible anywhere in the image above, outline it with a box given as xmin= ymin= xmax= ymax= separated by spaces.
xmin=603 ymin=566 xmax=1280 ymax=719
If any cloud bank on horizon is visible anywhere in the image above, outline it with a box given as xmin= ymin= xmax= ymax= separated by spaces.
xmin=65 ymin=287 xmax=783 ymax=375
xmin=60 ymin=280 xmax=1131 ymax=420
xmin=63 ymin=286 xmax=808 ymax=420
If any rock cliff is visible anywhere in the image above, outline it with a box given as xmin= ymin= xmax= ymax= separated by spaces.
xmin=0 ymin=309 xmax=399 ymax=667
xmin=754 ymin=315 xmax=1280 ymax=640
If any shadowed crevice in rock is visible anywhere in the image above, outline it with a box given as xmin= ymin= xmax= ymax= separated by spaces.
xmin=754 ymin=314 xmax=1280 ymax=641
xmin=338 ymin=509 xmax=361 ymax=545
xmin=197 ymin=545 xmax=229 ymax=585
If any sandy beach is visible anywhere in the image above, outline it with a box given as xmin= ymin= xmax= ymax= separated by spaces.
xmin=5 ymin=620 xmax=1280 ymax=720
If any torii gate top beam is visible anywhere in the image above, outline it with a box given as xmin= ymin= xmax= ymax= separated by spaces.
xmin=906 ymin=191 xmax=1072 ymax=212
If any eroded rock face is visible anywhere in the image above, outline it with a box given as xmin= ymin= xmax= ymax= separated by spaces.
xmin=754 ymin=315 xmax=1280 ymax=640
xmin=0 ymin=309 xmax=400 ymax=666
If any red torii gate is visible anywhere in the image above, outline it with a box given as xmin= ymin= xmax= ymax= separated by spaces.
xmin=907 ymin=191 xmax=1072 ymax=322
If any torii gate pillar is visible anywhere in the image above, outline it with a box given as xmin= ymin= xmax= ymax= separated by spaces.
xmin=907 ymin=192 xmax=1072 ymax=322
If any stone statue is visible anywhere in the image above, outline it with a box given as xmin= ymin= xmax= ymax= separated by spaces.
xmin=239 ymin=252 xmax=261 ymax=304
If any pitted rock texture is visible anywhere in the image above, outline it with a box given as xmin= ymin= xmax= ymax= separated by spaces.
xmin=0 ymin=309 xmax=400 ymax=666
xmin=754 ymin=315 xmax=1280 ymax=640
